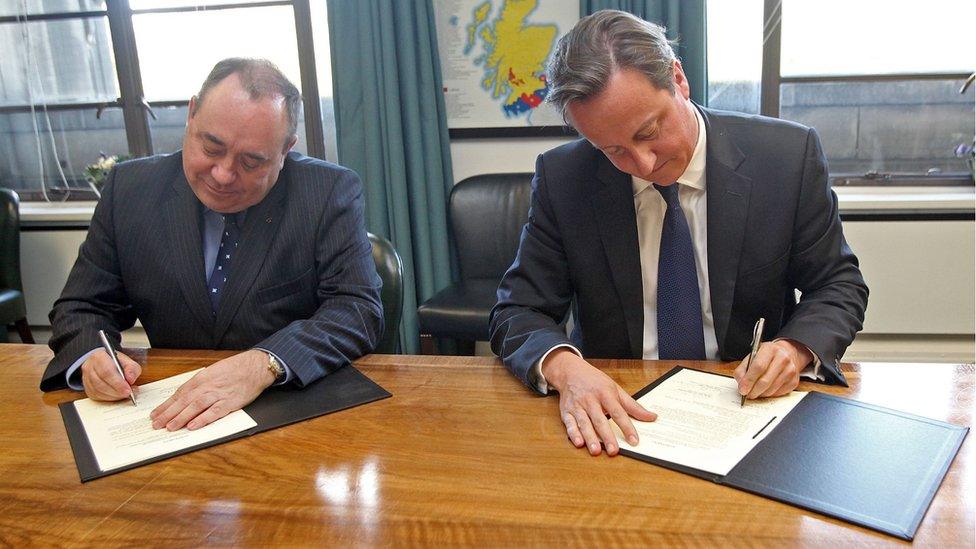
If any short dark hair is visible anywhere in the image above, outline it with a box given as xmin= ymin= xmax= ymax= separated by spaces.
xmin=546 ymin=10 xmax=677 ymax=120
xmin=194 ymin=57 xmax=302 ymax=143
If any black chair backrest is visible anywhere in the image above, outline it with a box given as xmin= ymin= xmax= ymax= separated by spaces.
xmin=368 ymin=232 xmax=403 ymax=354
xmin=449 ymin=173 xmax=532 ymax=280
xmin=0 ymin=189 xmax=22 ymax=292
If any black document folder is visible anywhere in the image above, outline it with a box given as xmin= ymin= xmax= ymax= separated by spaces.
xmin=60 ymin=364 xmax=391 ymax=482
xmin=621 ymin=367 xmax=968 ymax=541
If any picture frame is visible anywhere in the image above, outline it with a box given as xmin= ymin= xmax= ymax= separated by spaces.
xmin=432 ymin=0 xmax=580 ymax=138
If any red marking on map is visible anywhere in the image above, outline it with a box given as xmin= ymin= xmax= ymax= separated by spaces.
xmin=521 ymin=92 xmax=542 ymax=107
xmin=507 ymin=67 xmax=524 ymax=86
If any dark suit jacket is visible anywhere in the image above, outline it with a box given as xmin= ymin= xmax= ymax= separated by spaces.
xmin=490 ymin=107 xmax=868 ymax=391
xmin=41 ymin=151 xmax=383 ymax=391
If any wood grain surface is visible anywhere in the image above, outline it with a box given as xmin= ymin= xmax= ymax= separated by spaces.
xmin=0 ymin=344 xmax=971 ymax=546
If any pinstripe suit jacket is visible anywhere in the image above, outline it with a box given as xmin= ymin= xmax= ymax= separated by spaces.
xmin=40 ymin=151 xmax=382 ymax=391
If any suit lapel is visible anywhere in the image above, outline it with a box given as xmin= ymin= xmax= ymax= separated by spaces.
xmin=701 ymin=108 xmax=752 ymax=352
xmin=163 ymin=166 xmax=215 ymax=336
xmin=591 ymin=156 xmax=643 ymax=358
xmin=212 ymin=171 xmax=288 ymax=343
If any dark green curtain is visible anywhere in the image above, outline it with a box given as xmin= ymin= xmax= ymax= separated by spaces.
xmin=580 ymin=0 xmax=707 ymax=104
xmin=327 ymin=0 xmax=454 ymax=354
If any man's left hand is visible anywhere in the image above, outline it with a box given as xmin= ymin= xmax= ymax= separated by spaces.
xmin=733 ymin=339 xmax=813 ymax=400
xmin=151 ymin=349 xmax=276 ymax=431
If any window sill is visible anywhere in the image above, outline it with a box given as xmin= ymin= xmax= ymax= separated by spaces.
xmin=17 ymin=187 xmax=976 ymax=227
xmin=834 ymin=186 xmax=975 ymax=212
xmin=20 ymin=201 xmax=97 ymax=228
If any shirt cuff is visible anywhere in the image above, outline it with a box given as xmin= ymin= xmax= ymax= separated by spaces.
xmin=532 ymin=344 xmax=583 ymax=394
xmin=804 ymin=354 xmax=824 ymax=382
xmin=65 ymin=348 xmax=101 ymax=391
xmin=253 ymin=348 xmax=293 ymax=386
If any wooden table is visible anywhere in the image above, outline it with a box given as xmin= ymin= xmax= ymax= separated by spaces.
xmin=0 ymin=344 xmax=971 ymax=546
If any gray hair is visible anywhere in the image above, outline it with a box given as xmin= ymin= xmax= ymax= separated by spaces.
xmin=546 ymin=10 xmax=677 ymax=120
xmin=194 ymin=57 xmax=302 ymax=144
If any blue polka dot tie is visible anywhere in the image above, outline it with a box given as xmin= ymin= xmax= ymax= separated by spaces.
xmin=654 ymin=183 xmax=706 ymax=360
xmin=208 ymin=213 xmax=241 ymax=313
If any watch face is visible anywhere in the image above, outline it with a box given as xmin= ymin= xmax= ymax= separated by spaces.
xmin=268 ymin=356 xmax=284 ymax=380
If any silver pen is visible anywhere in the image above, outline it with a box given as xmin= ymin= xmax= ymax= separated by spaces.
xmin=98 ymin=330 xmax=137 ymax=406
xmin=741 ymin=318 xmax=766 ymax=407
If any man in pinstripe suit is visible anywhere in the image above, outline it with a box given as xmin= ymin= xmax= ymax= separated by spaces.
xmin=40 ymin=58 xmax=383 ymax=432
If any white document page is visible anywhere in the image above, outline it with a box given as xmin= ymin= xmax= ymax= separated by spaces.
xmin=73 ymin=369 xmax=257 ymax=472
xmin=613 ymin=368 xmax=807 ymax=476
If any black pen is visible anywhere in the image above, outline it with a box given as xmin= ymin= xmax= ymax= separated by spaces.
xmin=98 ymin=330 xmax=137 ymax=406
xmin=741 ymin=318 xmax=765 ymax=407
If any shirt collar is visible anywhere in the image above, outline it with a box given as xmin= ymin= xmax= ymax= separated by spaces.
xmin=631 ymin=105 xmax=708 ymax=196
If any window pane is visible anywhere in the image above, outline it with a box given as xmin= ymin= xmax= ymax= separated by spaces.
xmin=130 ymin=0 xmax=273 ymax=9
xmin=781 ymin=0 xmax=974 ymax=77
xmin=706 ymin=0 xmax=762 ymax=114
xmin=147 ymin=105 xmax=187 ymax=155
xmin=0 ymin=108 xmax=127 ymax=200
xmin=0 ymin=17 xmax=118 ymax=106
xmin=780 ymin=79 xmax=974 ymax=176
xmin=149 ymin=105 xmax=308 ymax=156
xmin=133 ymin=6 xmax=301 ymax=102
xmin=0 ymin=0 xmax=105 ymax=17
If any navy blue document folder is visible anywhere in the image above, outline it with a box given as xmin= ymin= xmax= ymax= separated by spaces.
xmin=621 ymin=367 xmax=968 ymax=541
xmin=60 ymin=364 xmax=391 ymax=482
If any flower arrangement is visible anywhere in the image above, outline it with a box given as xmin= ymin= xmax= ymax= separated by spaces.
xmin=84 ymin=153 xmax=129 ymax=194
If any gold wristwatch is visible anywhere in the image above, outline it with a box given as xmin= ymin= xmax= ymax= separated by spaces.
xmin=266 ymin=353 xmax=285 ymax=382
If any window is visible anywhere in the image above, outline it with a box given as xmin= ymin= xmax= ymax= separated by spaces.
xmin=706 ymin=0 xmax=762 ymax=115
xmin=0 ymin=0 xmax=337 ymax=202
xmin=707 ymin=0 xmax=974 ymax=185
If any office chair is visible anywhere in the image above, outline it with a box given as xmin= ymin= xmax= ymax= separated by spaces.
xmin=417 ymin=173 xmax=532 ymax=354
xmin=0 ymin=188 xmax=34 ymax=343
xmin=368 ymin=232 xmax=403 ymax=354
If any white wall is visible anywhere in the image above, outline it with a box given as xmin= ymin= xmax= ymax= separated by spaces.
xmin=843 ymin=220 xmax=975 ymax=334
xmin=449 ymin=137 xmax=573 ymax=182
xmin=21 ymin=230 xmax=87 ymax=326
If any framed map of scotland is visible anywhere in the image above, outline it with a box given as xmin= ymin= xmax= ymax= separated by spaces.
xmin=433 ymin=0 xmax=580 ymax=137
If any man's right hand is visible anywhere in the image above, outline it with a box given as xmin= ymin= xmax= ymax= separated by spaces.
xmin=81 ymin=349 xmax=142 ymax=401
xmin=542 ymin=349 xmax=657 ymax=456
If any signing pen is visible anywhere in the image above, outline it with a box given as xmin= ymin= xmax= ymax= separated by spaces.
xmin=741 ymin=318 xmax=765 ymax=407
xmin=98 ymin=330 xmax=137 ymax=406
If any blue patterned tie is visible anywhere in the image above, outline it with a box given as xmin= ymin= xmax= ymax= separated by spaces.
xmin=654 ymin=183 xmax=706 ymax=360
xmin=208 ymin=213 xmax=241 ymax=312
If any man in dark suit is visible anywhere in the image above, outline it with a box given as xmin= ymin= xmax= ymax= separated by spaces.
xmin=490 ymin=11 xmax=868 ymax=456
xmin=41 ymin=58 xmax=382 ymax=432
